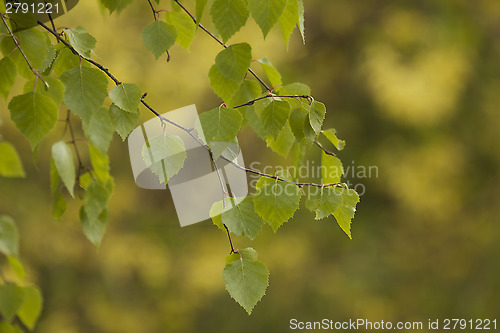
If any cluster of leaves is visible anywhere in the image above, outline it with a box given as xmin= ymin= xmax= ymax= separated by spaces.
xmin=0 ymin=0 xmax=360 ymax=318
xmin=0 ymin=216 xmax=43 ymax=332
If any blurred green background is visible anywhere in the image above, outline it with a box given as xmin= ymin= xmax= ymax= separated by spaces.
xmin=1 ymin=0 xmax=500 ymax=332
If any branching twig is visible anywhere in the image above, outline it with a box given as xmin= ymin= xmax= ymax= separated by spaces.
xmin=36 ymin=20 xmax=344 ymax=190
xmin=1 ymin=14 xmax=49 ymax=88
xmin=314 ymin=139 xmax=336 ymax=157
xmin=232 ymin=94 xmax=311 ymax=109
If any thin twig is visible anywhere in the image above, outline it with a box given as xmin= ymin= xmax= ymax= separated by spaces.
xmin=36 ymin=20 xmax=343 ymax=190
xmin=146 ymin=0 xmax=157 ymax=20
xmin=1 ymin=14 xmax=49 ymax=88
xmin=232 ymin=94 xmax=310 ymax=109
xmin=314 ymin=139 xmax=336 ymax=157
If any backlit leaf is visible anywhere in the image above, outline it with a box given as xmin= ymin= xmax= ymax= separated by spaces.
xmin=0 ymin=57 xmax=16 ymax=100
xmin=51 ymin=141 xmax=76 ymax=197
xmin=0 ymin=142 xmax=25 ymax=178
xmin=248 ymin=0 xmax=287 ymax=38
xmin=196 ymin=0 xmax=208 ymax=25
xmin=321 ymin=152 xmax=344 ymax=184
xmin=211 ymin=0 xmax=249 ymax=42
xmin=223 ymin=248 xmax=269 ymax=314
xmin=23 ymin=76 xmax=65 ymax=106
xmin=308 ymin=101 xmax=326 ymax=133
xmin=222 ymin=197 xmax=264 ymax=240
xmin=322 ymin=128 xmax=346 ymax=150
xmin=265 ymin=121 xmax=295 ymax=156
xmin=279 ymin=0 xmax=299 ymax=48
xmin=166 ymin=11 xmax=196 ymax=50
xmin=215 ymin=43 xmax=252 ymax=82
xmin=257 ymin=58 xmax=282 ymax=88
xmin=109 ymin=83 xmax=142 ymax=113
xmin=83 ymin=107 xmax=115 ymax=154
xmin=305 ymin=186 xmax=343 ymax=220
xmin=333 ymin=188 xmax=359 ymax=239
xmin=8 ymin=92 xmax=58 ymax=148
xmin=63 ymin=27 xmax=96 ymax=59
xmin=142 ymin=134 xmax=187 ymax=184
xmin=261 ymin=100 xmax=290 ymax=138
xmin=141 ymin=20 xmax=177 ymax=59
xmin=209 ymin=64 xmax=241 ymax=103
xmin=0 ymin=215 xmax=18 ymax=257
xmin=109 ymin=104 xmax=140 ymax=141
xmin=17 ymin=286 xmax=43 ymax=330
xmin=0 ymin=284 xmax=24 ymax=322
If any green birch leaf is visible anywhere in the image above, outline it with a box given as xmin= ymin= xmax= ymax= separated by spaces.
xmin=53 ymin=190 xmax=67 ymax=220
xmin=321 ymin=152 xmax=344 ymax=184
xmin=276 ymin=82 xmax=310 ymax=109
xmin=142 ymin=134 xmax=187 ymax=184
xmin=99 ymin=0 xmax=134 ymax=14
xmin=89 ymin=145 xmax=111 ymax=184
xmin=222 ymin=197 xmax=264 ymax=240
xmin=7 ymin=256 xmax=25 ymax=281
xmin=211 ymin=0 xmax=249 ymax=42
xmin=322 ymin=128 xmax=346 ymax=150
xmin=23 ymin=76 xmax=65 ymax=106
xmin=308 ymin=101 xmax=326 ymax=133
xmin=0 ymin=215 xmax=18 ymax=257
xmin=83 ymin=107 xmax=114 ymax=154
xmin=109 ymin=83 xmax=141 ymax=113
xmin=248 ymin=0 xmax=287 ymax=38
xmin=227 ymin=80 xmax=262 ymax=108
xmin=305 ymin=186 xmax=343 ymax=220
xmin=84 ymin=178 xmax=113 ymax=224
xmin=63 ymin=27 xmax=97 ymax=59
xmin=223 ymin=248 xmax=269 ymax=315
xmin=215 ymin=43 xmax=252 ymax=82
xmin=209 ymin=64 xmax=241 ymax=103
xmin=0 ymin=57 xmax=16 ymax=100
xmin=80 ymin=206 xmax=109 ymax=247
xmin=79 ymin=172 xmax=93 ymax=190
xmin=60 ymin=66 xmax=108 ymax=123
xmin=253 ymin=172 xmax=302 ymax=231
xmin=245 ymin=105 xmax=267 ymax=140
xmin=50 ymin=158 xmax=60 ymax=195
xmin=289 ymin=107 xmax=307 ymax=140
xmin=265 ymin=121 xmax=295 ymax=156
xmin=0 ymin=28 xmax=51 ymax=78
xmin=0 ymin=284 xmax=24 ymax=322
xmin=40 ymin=45 xmax=57 ymax=74
xmin=141 ymin=20 xmax=177 ymax=59
xmin=51 ymin=141 xmax=76 ymax=197
xmin=197 ymin=107 xmax=242 ymax=144
xmin=279 ymin=0 xmax=299 ymax=49
xmin=196 ymin=0 xmax=208 ymax=25
xmin=165 ymin=11 xmax=196 ymax=50
xmin=298 ymin=0 xmax=305 ymax=43
xmin=333 ymin=188 xmax=359 ymax=239
xmin=52 ymin=48 xmax=81 ymax=77
xmin=8 ymin=92 xmax=58 ymax=149
xmin=209 ymin=200 xmax=225 ymax=231
xmin=0 ymin=142 xmax=25 ymax=178
xmin=17 ymin=286 xmax=43 ymax=330
xmin=261 ymin=99 xmax=290 ymax=138
xmin=109 ymin=104 xmax=140 ymax=141
xmin=257 ymin=58 xmax=282 ymax=87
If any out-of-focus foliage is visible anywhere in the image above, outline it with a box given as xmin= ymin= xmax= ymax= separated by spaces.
xmin=1 ymin=0 xmax=499 ymax=332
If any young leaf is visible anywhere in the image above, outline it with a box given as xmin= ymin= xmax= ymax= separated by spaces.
xmin=196 ymin=0 xmax=208 ymax=25
xmin=83 ymin=107 xmax=115 ymax=154
xmin=211 ymin=0 xmax=249 ymax=42
xmin=17 ymin=286 xmax=43 ymax=331
xmin=165 ymin=11 xmax=196 ymax=50
xmin=50 ymin=158 xmax=60 ymax=195
xmin=0 ymin=57 xmax=16 ymax=100
xmin=80 ymin=206 xmax=109 ymax=248
xmin=209 ymin=200 xmax=225 ymax=231
xmin=8 ymin=92 xmax=58 ymax=149
xmin=253 ymin=173 xmax=302 ymax=232
xmin=277 ymin=82 xmax=310 ymax=109
xmin=83 ymin=178 xmax=113 ymax=225
xmin=0 ymin=215 xmax=19 ymax=257
xmin=40 ymin=46 xmax=57 ymax=74
xmin=0 ymin=284 xmax=24 ymax=322
xmin=0 ymin=142 xmax=25 ymax=178
xmin=265 ymin=121 xmax=295 ymax=156
xmin=63 ymin=27 xmax=97 ymax=59
xmin=209 ymin=64 xmax=241 ymax=103
xmin=109 ymin=104 xmax=140 ymax=141
xmin=109 ymin=83 xmax=142 ymax=113
xmin=279 ymin=0 xmax=299 ymax=49
xmin=142 ymin=134 xmax=187 ymax=184
xmin=298 ymin=0 xmax=305 ymax=43
xmin=332 ymin=188 xmax=359 ymax=239
xmin=141 ymin=20 xmax=177 ymax=59
xmin=23 ymin=76 xmax=65 ymax=106
xmin=53 ymin=190 xmax=67 ymax=221
xmin=7 ymin=256 xmax=25 ymax=281
xmin=261 ymin=100 xmax=290 ymax=139
xmin=322 ymin=128 xmax=346 ymax=150
xmin=89 ymin=145 xmax=111 ymax=184
xmin=228 ymin=80 xmax=262 ymax=108
xmin=308 ymin=101 xmax=326 ymax=133
xmin=52 ymin=47 xmax=81 ymax=77
xmin=321 ymin=152 xmax=344 ymax=184
xmin=0 ymin=28 xmax=51 ymax=78
xmin=248 ymin=0 xmax=287 ymax=38
xmin=305 ymin=186 xmax=343 ymax=220
xmin=60 ymin=66 xmax=108 ymax=123
xmin=197 ymin=107 xmax=242 ymax=144
xmin=257 ymin=58 xmax=282 ymax=88
xmin=222 ymin=197 xmax=264 ymax=240
xmin=51 ymin=141 xmax=76 ymax=197
xmin=222 ymin=248 xmax=269 ymax=314
xmin=215 ymin=43 xmax=252 ymax=82
xmin=99 ymin=0 xmax=134 ymax=14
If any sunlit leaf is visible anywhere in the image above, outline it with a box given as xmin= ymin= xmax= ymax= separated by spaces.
xmin=215 ymin=43 xmax=252 ymax=82
xmin=63 ymin=27 xmax=96 ymax=59
xmin=166 ymin=11 xmax=196 ymax=50
xmin=0 ymin=57 xmax=16 ymax=100
xmin=322 ymin=128 xmax=346 ymax=150
xmin=265 ymin=121 xmax=295 ymax=156
xmin=83 ymin=107 xmax=115 ymax=154
xmin=7 ymin=256 xmax=25 ymax=281
xmin=211 ymin=0 xmax=249 ymax=42
xmin=109 ymin=83 xmax=141 ymax=113
xmin=261 ymin=99 xmax=290 ymax=138
xmin=209 ymin=64 xmax=241 ymax=103
xmin=332 ymin=188 xmax=359 ymax=239
xmin=257 ymin=58 xmax=282 ymax=87
xmin=0 ymin=215 xmax=18 ymax=257
xmin=109 ymin=104 xmax=140 ymax=141
xmin=305 ymin=186 xmax=343 ymax=220
xmin=321 ymin=152 xmax=344 ymax=184
xmin=248 ymin=0 xmax=287 ymax=38
xmin=222 ymin=197 xmax=264 ymax=240
xmin=308 ymin=101 xmax=326 ymax=134
xmin=51 ymin=141 xmax=76 ymax=197
xmin=223 ymin=248 xmax=269 ymax=314
xmin=0 ymin=142 xmax=25 ymax=178
xmin=141 ymin=20 xmax=177 ymax=59
xmin=23 ymin=77 xmax=65 ymax=106
xmin=196 ymin=0 xmax=208 ymax=25
xmin=279 ymin=0 xmax=299 ymax=49
xmin=142 ymin=134 xmax=187 ymax=184
xmin=17 ymin=286 xmax=43 ymax=330
xmin=0 ymin=284 xmax=24 ymax=322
